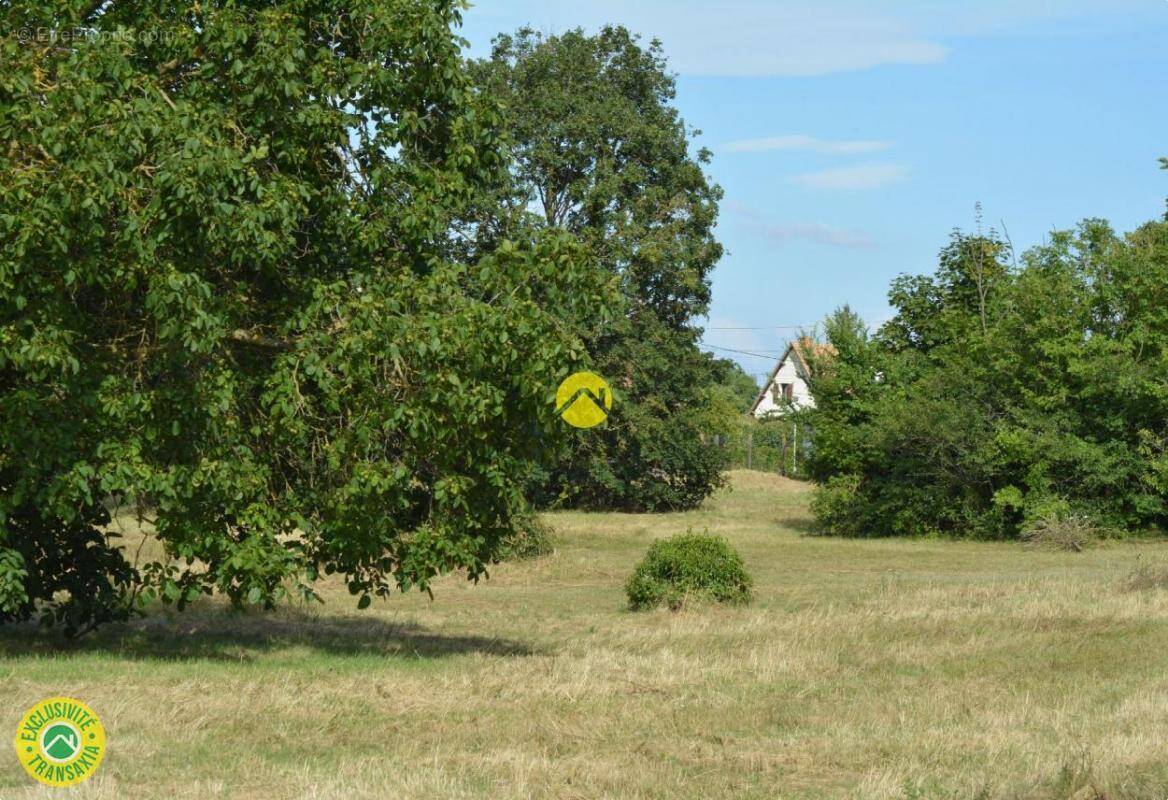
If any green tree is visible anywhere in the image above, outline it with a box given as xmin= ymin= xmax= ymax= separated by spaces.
xmin=692 ymin=355 xmax=759 ymax=469
xmin=704 ymin=356 xmax=761 ymax=415
xmin=0 ymin=0 xmax=614 ymax=633
xmin=807 ymin=211 xmax=1168 ymax=540
xmin=471 ymin=26 xmax=726 ymax=511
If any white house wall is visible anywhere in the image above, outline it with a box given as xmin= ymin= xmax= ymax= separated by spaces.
xmin=753 ymin=354 xmax=815 ymax=418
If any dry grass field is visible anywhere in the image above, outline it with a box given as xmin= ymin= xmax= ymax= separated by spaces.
xmin=3 ymin=471 xmax=1168 ymax=799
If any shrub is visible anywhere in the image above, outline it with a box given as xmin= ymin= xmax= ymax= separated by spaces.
xmin=626 ymin=531 xmax=752 ymax=610
xmin=1122 ymin=557 xmax=1168 ymax=592
xmin=809 ymin=474 xmax=865 ymax=536
xmin=493 ymin=516 xmax=555 ymax=562
xmin=1020 ymin=513 xmax=1103 ymax=552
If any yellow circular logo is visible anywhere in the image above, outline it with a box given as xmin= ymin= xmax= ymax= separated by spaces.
xmin=555 ymin=371 xmax=613 ymax=428
xmin=14 ymin=697 xmax=106 ymax=787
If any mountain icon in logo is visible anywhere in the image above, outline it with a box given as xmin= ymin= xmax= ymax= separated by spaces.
xmin=555 ymin=371 xmax=613 ymax=429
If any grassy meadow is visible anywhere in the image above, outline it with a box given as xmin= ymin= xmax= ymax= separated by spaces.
xmin=3 ymin=471 xmax=1168 ymax=799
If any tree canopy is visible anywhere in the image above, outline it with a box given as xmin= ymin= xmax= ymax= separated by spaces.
xmin=807 ymin=214 xmax=1168 ymax=539
xmin=0 ymin=0 xmax=615 ymax=632
xmin=471 ymin=26 xmax=727 ymax=511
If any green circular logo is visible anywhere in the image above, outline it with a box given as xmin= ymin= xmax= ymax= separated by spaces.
xmin=14 ymin=697 xmax=106 ymax=787
xmin=41 ymin=722 xmax=81 ymax=762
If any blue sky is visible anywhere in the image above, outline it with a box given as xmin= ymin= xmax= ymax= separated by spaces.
xmin=460 ymin=1 xmax=1168 ymax=382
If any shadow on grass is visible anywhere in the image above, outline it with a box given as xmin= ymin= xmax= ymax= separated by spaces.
xmin=0 ymin=608 xmax=534 ymax=662
xmin=784 ymin=514 xmax=822 ymax=536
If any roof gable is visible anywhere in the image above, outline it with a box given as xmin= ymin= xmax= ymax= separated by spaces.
xmin=747 ymin=336 xmax=836 ymax=415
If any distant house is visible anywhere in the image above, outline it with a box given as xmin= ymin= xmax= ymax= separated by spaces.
xmin=749 ymin=337 xmax=834 ymax=419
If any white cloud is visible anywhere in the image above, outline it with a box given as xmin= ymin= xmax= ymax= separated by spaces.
xmin=726 ymin=201 xmax=876 ymax=249
xmin=654 ymin=9 xmax=948 ymax=77
xmin=462 ymin=0 xmax=1154 ymax=77
xmin=753 ymin=222 xmax=877 ymax=249
xmin=461 ymin=2 xmax=948 ymax=77
xmin=791 ymin=163 xmax=909 ymax=190
xmin=721 ymin=135 xmax=894 ymax=155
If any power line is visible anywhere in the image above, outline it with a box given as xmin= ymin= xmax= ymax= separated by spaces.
xmin=704 ymin=324 xmax=815 ymax=331
xmin=700 ymin=343 xmax=783 ymax=360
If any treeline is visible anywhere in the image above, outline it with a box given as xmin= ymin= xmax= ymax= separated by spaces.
xmin=0 ymin=1 xmax=740 ymax=632
xmin=806 ymin=211 xmax=1168 ymax=539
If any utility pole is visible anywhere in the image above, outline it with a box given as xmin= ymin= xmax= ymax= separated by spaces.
xmin=791 ymin=421 xmax=798 ymax=476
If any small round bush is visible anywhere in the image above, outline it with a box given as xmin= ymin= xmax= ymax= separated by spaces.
xmin=626 ymin=531 xmax=752 ymax=611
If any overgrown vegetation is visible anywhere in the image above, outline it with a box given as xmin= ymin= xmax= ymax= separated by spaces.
xmin=807 ymin=206 xmax=1168 ymax=540
xmin=0 ymin=3 xmax=740 ymax=633
xmin=626 ymin=530 xmax=752 ymax=610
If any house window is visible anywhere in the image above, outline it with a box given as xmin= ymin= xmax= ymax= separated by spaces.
xmin=770 ymin=383 xmax=780 ymax=402
xmin=781 ymin=383 xmax=794 ymax=402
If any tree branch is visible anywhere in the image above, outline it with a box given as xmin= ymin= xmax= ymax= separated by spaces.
xmin=80 ymin=0 xmax=111 ymax=22
xmin=229 ymin=329 xmax=294 ymax=351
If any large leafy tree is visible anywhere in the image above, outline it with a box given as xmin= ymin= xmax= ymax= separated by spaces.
xmin=470 ymin=26 xmax=726 ymax=511
xmin=0 ymin=0 xmax=613 ymax=633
